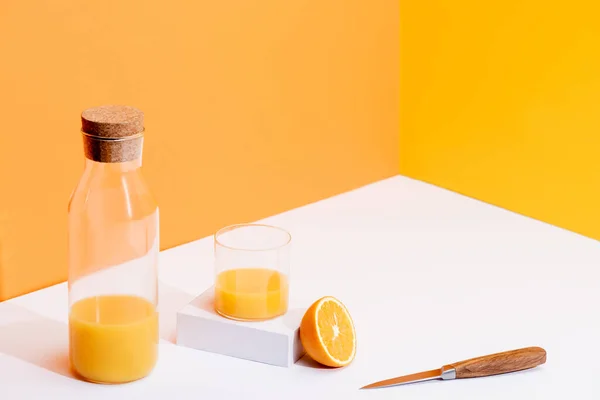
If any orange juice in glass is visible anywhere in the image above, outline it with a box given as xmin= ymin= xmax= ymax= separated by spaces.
xmin=214 ymin=224 xmax=291 ymax=321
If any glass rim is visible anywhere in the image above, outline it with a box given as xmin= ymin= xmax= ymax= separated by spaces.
xmin=214 ymin=223 xmax=292 ymax=252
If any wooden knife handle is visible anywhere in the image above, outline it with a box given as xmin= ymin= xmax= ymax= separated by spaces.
xmin=443 ymin=347 xmax=547 ymax=379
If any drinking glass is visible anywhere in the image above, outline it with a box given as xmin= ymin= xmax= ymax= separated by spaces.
xmin=214 ymin=223 xmax=291 ymax=321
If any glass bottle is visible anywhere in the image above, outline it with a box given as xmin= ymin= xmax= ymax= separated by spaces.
xmin=68 ymin=105 xmax=159 ymax=384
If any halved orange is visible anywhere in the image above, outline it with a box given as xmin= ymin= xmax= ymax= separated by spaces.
xmin=300 ymin=296 xmax=356 ymax=367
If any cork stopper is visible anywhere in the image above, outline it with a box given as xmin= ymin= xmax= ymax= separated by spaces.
xmin=81 ymin=105 xmax=144 ymax=163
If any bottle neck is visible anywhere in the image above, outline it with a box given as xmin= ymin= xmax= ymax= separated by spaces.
xmin=84 ymin=156 xmax=142 ymax=173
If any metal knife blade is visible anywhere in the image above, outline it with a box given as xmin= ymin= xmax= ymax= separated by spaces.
xmin=361 ymin=368 xmax=443 ymax=389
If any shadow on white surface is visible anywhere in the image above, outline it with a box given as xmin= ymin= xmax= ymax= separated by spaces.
xmin=158 ymin=282 xmax=195 ymax=343
xmin=0 ymin=283 xmax=196 ymax=377
xmin=189 ymin=286 xmax=213 ymax=310
xmin=295 ymin=353 xmax=331 ymax=369
xmin=0 ymin=303 xmax=75 ymax=380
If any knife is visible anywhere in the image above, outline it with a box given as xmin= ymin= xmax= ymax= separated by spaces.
xmin=361 ymin=346 xmax=546 ymax=389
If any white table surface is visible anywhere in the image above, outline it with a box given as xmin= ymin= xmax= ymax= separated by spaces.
xmin=1 ymin=175 xmax=599 ymax=399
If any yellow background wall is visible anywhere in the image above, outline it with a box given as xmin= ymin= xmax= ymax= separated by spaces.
xmin=0 ymin=1 xmax=399 ymax=300
xmin=400 ymin=1 xmax=600 ymax=239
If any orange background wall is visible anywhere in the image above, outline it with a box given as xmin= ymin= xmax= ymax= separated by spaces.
xmin=0 ymin=1 xmax=399 ymax=300
xmin=400 ymin=1 xmax=600 ymax=240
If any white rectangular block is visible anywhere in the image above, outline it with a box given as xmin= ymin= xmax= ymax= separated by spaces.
xmin=176 ymin=286 xmax=306 ymax=367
